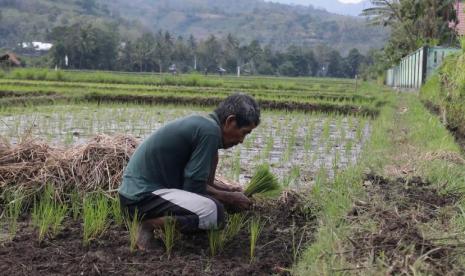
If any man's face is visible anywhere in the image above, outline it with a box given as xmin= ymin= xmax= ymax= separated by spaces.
xmin=222 ymin=115 xmax=256 ymax=149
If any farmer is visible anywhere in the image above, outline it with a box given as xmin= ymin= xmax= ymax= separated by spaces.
xmin=118 ymin=93 xmax=260 ymax=250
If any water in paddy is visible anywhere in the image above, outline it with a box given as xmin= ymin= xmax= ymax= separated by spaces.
xmin=0 ymin=103 xmax=371 ymax=188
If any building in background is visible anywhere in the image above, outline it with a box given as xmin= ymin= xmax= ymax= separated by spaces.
xmin=0 ymin=53 xmax=22 ymax=69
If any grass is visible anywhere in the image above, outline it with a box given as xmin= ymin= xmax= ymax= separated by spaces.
xmin=82 ymin=193 xmax=110 ymax=246
xmin=244 ymin=164 xmax=280 ymax=197
xmin=31 ymin=184 xmax=67 ymax=242
xmin=208 ymin=228 xmax=224 ymax=257
xmin=69 ymin=189 xmax=81 ymax=221
xmin=4 ymin=189 xmax=24 ymax=240
xmin=249 ymin=216 xmax=264 ymax=263
xmin=296 ymin=87 xmax=465 ymax=274
xmin=161 ymin=216 xmax=177 ymax=259
xmin=110 ymin=197 xmax=124 ymax=226
xmin=124 ymin=209 xmax=140 ymax=253
xmin=0 ymin=70 xmax=384 ymax=117
xmin=294 ymin=89 xmax=394 ymax=275
xmin=223 ymin=213 xmax=245 ymax=242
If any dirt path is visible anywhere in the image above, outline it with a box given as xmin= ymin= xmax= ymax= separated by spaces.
xmin=340 ymin=100 xmax=465 ymax=274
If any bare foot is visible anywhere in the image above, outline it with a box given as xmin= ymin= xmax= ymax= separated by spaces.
xmin=137 ymin=225 xmax=156 ymax=251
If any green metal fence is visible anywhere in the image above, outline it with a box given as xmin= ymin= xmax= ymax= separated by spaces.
xmin=386 ymin=46 xmax=460 ymax=90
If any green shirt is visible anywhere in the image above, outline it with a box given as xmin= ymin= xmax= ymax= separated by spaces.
xmin=119 ymin=113 xmax=223 ymax=201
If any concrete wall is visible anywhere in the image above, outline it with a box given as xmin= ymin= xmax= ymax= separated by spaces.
xmin=386 ymin=46 xmax=460 ymax=90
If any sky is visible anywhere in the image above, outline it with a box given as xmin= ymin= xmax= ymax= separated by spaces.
xmin=264 ymin=0 xmax=370 ymax=16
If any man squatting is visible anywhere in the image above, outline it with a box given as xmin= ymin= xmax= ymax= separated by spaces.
xmin=118 ymin=93 xmax=260 ymax=250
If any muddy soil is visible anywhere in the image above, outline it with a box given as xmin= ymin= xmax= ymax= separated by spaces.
xmin=0 ymin=192 xmax=316 ymax=276
xmin=345 ymin=174 xmax=463 ymax=274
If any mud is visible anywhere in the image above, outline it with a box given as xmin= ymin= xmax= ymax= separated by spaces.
xmin=0 ymin=192 xmax=316 ymax=276
xmin=345 ymin=174 xmax=463 ymax=274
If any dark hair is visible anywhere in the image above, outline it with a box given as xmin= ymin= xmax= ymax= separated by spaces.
xmin=214 ymin=93 xmax=260 ymax=128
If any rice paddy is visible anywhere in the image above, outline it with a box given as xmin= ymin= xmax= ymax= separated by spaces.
xmin=0 ymin=69 xmax=386 ymax=275
xmin=0 ymin=102 xmax=371 ymax=188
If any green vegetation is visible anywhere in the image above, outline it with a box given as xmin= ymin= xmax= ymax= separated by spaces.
xmin=249 ymin=217 xmax=263 ymax=263
xmin=31 ymin=184 xmax=67 ymax=242
xmin=0 ymin=70 xmax=383 ymax=116
xmin=4 ymin=189 xmax=24 ymax=240
xmin=161 ymin=216 xmax=177 ymax=259
xmin=0 ymin=0 xmax=385 ymax=64
xmin=0 ymin=71 xmax=391 ymax=272
xmin=69 ymin=189 xmax=81 ymax=221
xmin=124 ymin=210 xmax=140 ymax=253
xmin=110 ymin=197 xmax=124 ymax=226
xmin=296 ymin=85 xmax=465 ymax=274
xmin=421 ymin=41 xmax=465 ymax=139
xmin=223 ymin=213 xmax=245 ymax=243
xmin=82 ymin=193 xmax=110 ymax=246
xmin=208 ymin=229 xmax=224 ymax=257
xmin=244 ymin=164 xmax=280 ymax=197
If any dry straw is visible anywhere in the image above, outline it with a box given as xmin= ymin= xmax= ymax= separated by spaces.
xmin=0 ymin=134 xmax=138 ymax=202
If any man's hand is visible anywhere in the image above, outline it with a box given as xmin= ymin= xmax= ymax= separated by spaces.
xmin=225 ymin=191 xmax=252 ymax=210
xmin=207 ymin=185 xmax=251 ymax=210
xmin=213 ymin=176 xmax=243 ymax=192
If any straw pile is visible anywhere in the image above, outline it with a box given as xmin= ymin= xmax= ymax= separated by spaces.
xmin=0 ymin=134 xmax=139 ymax=198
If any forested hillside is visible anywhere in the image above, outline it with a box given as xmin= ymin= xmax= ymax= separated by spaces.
xmin=0 ymin=0 xmax=387 ymax=53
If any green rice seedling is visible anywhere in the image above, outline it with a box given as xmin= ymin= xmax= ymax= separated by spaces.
xmin=283 ymin=124 xmax=297 ymax=162
xmin=208 ymin=228 xmax=224 ymax=256
xmin=262 ymin=133 xmax=274 ymax=161
xmin=82 ymin=193 xmax=110 ymax=246
xmin=51 ymin=203 xmax=68 ymax=237
xmin=4 ymin=190 xmax=24 ymax=240
xmin=36 ymin=70 xmax=48 ymax=81
xmin=244 ymin=131 xmax=255 ymax=150
xmin=25 ymin=70 xmax=34 ymax=80
xmin=332 ymin=151 xmax=340 ymax=174
xmin=231 ymin=148 xmax=241 ymax=182
xmin=244 ymin=164 xmax=280 ymax=197
xmin=161 ymin=216 xmax=177 ymax=259
xmin=69 ymin=189 xmax=81 ymax=221
xmin=283 ymin=165 xmax=301 ymax=187
xmin=31 ymin=187 xmax=54 ymax=242
xmin=304 ymin=122 xmax=314 ymax=152
xmin=345 ymin=139 xmax=353 ymax=158
xmin=223 ymin=213 xmax=245 ymax=242
xmin=124 ymin=209 xmax=140 ymax=253
xmin=291 ymin=219 xmax=305 ymax=263
xmin=31 ymin=184 xmax=67 ymax=242
xmin=110 ymin=197 xmax=124 ymax=226
xmin=249 ymin=217 xmax=263 ymax=263
xmin=325 ymin=138 xmax=333 ymax=154
xmin=356 ymin=118 xmax=366 ymax=141
xmin=322 ymin=118 xmax=331 ymax=141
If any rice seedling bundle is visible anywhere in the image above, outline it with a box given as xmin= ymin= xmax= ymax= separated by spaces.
xmin=244 ymin=164 xmax=280 ymax=197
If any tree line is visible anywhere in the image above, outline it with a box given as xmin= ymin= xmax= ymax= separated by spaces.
xmin=45 ymin=23 xmax=370 ymax=78
xmin=361 ymin=0 xmax=459 ymax=77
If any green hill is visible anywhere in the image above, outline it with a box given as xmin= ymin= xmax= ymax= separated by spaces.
xmin=0 ymin=0 xmax=387 ymax=53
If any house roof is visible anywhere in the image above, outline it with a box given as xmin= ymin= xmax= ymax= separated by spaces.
xmin=0 ymin=53 xmax=21 ymax=66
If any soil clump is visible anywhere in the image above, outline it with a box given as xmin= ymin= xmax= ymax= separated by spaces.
xmin=345 ymin=173 xmax=463 ymax=274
